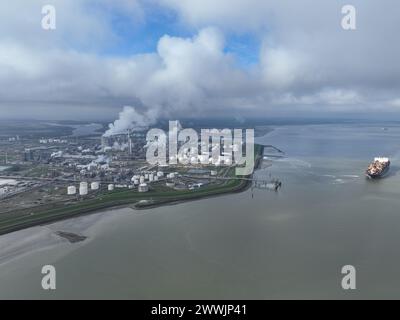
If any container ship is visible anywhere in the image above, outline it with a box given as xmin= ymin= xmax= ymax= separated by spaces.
xmin=366 ymin=157 xmax=390 ymax=179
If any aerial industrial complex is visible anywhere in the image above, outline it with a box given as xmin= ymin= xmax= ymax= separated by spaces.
xmin=0 ymin=121 xmax=265 ymax=235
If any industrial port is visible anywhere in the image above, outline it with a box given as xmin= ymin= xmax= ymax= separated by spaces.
xmin=0 ymin=120 xmax=268 ymax=235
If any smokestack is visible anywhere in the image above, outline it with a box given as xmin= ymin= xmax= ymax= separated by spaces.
xmin=127 ymin=129 xmax=132 ymax=155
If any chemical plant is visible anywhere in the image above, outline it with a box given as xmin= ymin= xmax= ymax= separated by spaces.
xmin=0 ymin=120 xmax=259 ymax=219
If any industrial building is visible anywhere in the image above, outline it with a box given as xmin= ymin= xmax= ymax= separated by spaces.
xmin=138 ymin=183 xmax=149 ymax=192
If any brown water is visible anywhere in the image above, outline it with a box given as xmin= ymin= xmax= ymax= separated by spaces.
xmin=1 ymin=123 xmax=400 ymax=299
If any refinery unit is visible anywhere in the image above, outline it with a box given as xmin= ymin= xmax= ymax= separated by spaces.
xmin=0 ymin=121 xmax=236 ymax=215
xmin=63 ymin=168 xmax=207 ymax=196
xmin=0 ymin=119 xmax=268 ymax=240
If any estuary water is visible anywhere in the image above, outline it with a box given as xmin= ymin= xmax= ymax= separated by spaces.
xmin=1 ymin=123 xmax=400 ymax=299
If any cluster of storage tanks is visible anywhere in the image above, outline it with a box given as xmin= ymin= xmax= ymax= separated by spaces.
xmin=67 ymin=171 xmax=179 ymax=196
xmin=67 ymin=181 xmax=99 ymax=196
xmin=131 ymin=171 xmax=164 ymax=184
xmin=169 ymin=144 xmax=237 ymax=166
xmin=130 ymin=171 xmax=166 ymax=193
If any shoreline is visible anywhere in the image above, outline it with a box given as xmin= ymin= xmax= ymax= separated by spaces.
xmin=0 ymin=175 xmax=253 ymax=236
xmin=0 ymin=146 xmax=264 ymax=236
xmin=133 ymin=176 xmax=253 ymax=210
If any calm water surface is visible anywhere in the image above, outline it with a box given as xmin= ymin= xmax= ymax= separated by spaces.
xmin=1 ymin=123 xmax=400 ymax=299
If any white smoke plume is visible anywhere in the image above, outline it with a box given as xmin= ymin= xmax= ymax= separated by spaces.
xmin=103 ymin=106 xmax=157 ymax=137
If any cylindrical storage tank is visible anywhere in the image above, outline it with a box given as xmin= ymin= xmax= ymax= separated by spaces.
xmin=79 ymin=182 xmax=88 ymax=195
xmin=157 ymin=171 xmax=164 ymax=177
xmin=149 ymin=173 xmax=154 ymax=182
xmin=91 ymin=181 xmax=100 ymax=190
xmin=139 ymin=176 xmax=145 ymax=184
xmin=67 ymin=186 xmax=76 ymax=195
xmin=166 ymin=181 xmax=175 ymax=188
xmin=169 ymin=173 xmax=176 ymax=179
xmin=108 ymin=184 xmax=114 ymax=191
xmin=133 ymin=179 xmax=139 ymax=185
xmin=154 ymin=176 xmax=159 ymax=182
xmin=138 ymin=183 xmax=149 ymax=192
xmin=144 ymin=173 xmax=149 ymax=180
xmin=131 ymin=175 xmax=140 ymax=182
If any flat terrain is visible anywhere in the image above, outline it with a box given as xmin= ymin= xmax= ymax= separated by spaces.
xmin=0 ymin=145 xmax=263 ymax=235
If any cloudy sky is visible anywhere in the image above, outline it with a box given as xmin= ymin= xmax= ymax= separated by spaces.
xmin=1 ymin=0 xmax=400 ymax=120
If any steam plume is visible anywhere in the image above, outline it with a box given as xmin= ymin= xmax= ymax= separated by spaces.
xmin=103 ymin=106 xmax=156 ymax=137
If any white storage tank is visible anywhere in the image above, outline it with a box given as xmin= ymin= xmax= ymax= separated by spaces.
xmin=91 ymin=181 xmax=100 ymax=190
xmin=154 ymin=176 xmax=159 ymax=182
xmin=67 ymin=186 xmax=76 ymax=195
xmin=157 ymin=171 xmax=164 ymax=177
xmin=144 ymin=173 xmax=149 ymax=180
xmin=138 ymin=183 xmax=149 ymax=193
xmin=149 ymin=173 xmax=154 ymax=182
xmin=108 ymin=184 xmax=114 ymax=191
xmin=79 ymin=182 xmax=88 ymax=195
xmin=139 ymin=176 xmax=145 ymax=184
xmin=166 ymin=181 xmax=175 ymax=188
xmin=133 ymin=179 xmax=139 ymax=185
xmin=131 ymin=175 xmax=140 ymax=182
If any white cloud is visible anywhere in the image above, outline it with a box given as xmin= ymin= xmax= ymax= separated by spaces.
xmin=0 ymin=26 xmax=256 ymax=118
xmin=260 ymin=46 xmax=307 ymax=89
xmin=1 ymin=0 xmax=400 ymax=119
